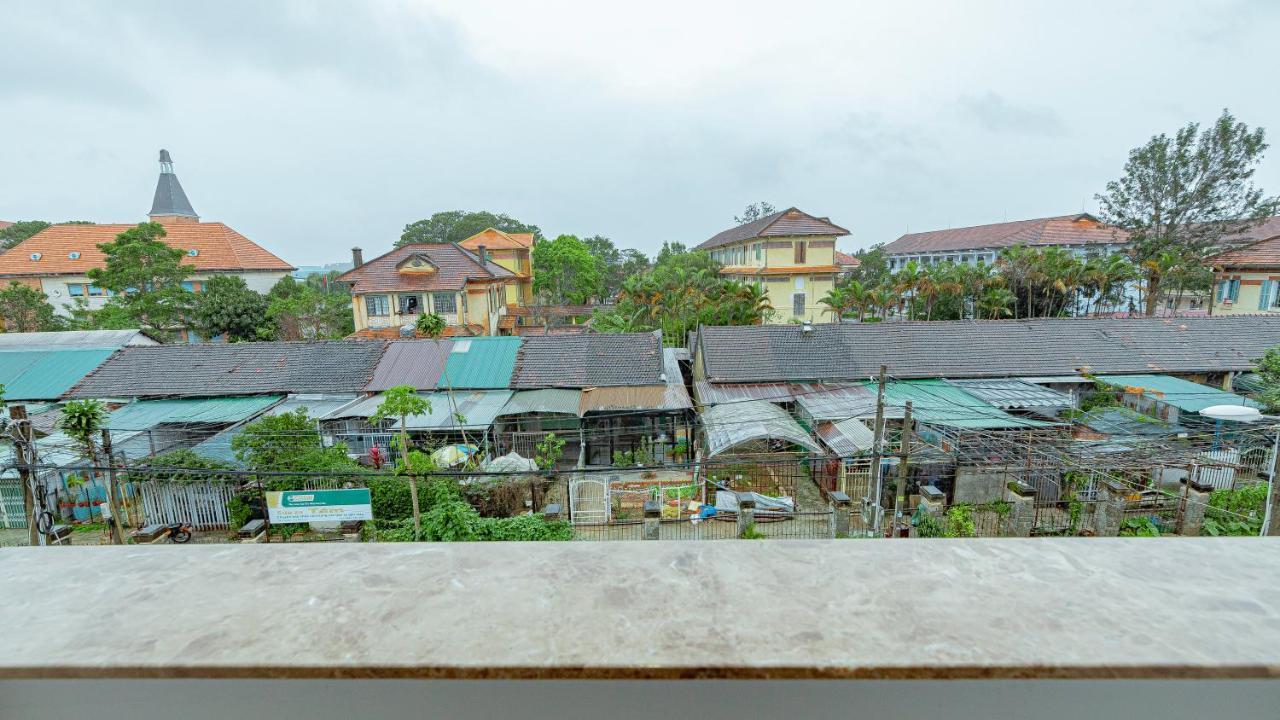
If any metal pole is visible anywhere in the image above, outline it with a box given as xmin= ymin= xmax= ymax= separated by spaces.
xmin=1264 ymin=425 xmax=1280 ymax=536
xmin=870 ymin=365 xmax=888 ymax=536
xmin=8 ymin=405 xmax=41 ymax=546
xmin=893 ymin=401 xmax=913 ymax=538
xmin=99 ymin=429 xmax=125 ymax=545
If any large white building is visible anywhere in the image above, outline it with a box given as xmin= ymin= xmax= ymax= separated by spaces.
xmin=0 ymin=150 xmax=294 ymax=340
xmin=881 ymin=213 xmax=1129 ymax=271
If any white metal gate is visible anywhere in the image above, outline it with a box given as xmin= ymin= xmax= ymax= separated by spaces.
xmin=1194 ymin=449 xmax=1239 ymax=490
xmin=138 ymin=481 xmax=237 ymax=530
xmin=568 ymin=476 xmax=608 ymax=525
xmin=0 ymin=477 xmax=27 ymax=529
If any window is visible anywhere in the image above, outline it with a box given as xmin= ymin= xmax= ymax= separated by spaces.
xmin=398 ymin=294 xmax=422 ymax=315
xmin=67 ymin=283 xmax=85 ymax=297
xmin=792 ymin=292 xmax=806 ymax=316
xmin=366 ymin=294 xmax=391 ymax=317
xmin=754 ymin=243 xmax=762 ymax=261
xmin=794 ymin=241 xmax=806 ymax=264
xmin=795 ymin=276 xmax=805 ymax=291
xmin=87 ymin=284 xmax=106 ymax=297
xmin=180 ymin=281 xmax=202 ymax=293
xmin=432 ymin=292 xmax=457 ymax=314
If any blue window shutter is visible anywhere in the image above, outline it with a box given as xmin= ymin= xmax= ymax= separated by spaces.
xmin=1215 ymin=281 xmax=1225 ymax=302
xmin=1261 ymin=281 xmax=1272 ymax=310
xmin=1230 ymin=279 xmax=1241 ymax=301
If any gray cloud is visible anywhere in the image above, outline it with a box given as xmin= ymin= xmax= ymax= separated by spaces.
xmin=956 ymin=92 xmax=1066 ymax=137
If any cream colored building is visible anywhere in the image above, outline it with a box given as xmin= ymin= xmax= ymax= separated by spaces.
xmin=458 ymin=228 xmax=535 ymax=306
xmin=697 ymin=208 xmax=849 ymax=323
xmin=1207 ymin=218 xmax=1280 ymax=315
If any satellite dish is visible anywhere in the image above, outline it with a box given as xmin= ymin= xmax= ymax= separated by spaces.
xmin=1199 ymin=405 xmax=1263 ymax=423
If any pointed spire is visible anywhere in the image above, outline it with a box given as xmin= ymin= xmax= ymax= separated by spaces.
xmin=149 ymin=148 xmax=199 ymax=222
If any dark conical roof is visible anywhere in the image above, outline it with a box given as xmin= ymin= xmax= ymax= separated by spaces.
xmin=149 ymin=148 xmax=198 ymax=219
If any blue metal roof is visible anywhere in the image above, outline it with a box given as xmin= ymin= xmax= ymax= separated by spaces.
xmin=0 ymin=349 xmax=116 ymax=401
xmin=441 ymin=337 xmax=520 ymax=389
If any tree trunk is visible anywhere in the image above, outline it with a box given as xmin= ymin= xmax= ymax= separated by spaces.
xmin=400 ymin=424 xmax=421 ymax=538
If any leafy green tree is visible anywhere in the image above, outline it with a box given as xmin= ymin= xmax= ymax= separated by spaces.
xmin=1097 ymin=109 xmax=1280 ymax=315
xmin=849 ymin=243 xmax=889 ymax=286
xmin=266 ymin=276 xmax=353 ymax=340
xmin=232 ymin=409 xmax=353 ymax=473
xmin=398 ymin=210 xmax=541 ymax=247
xmin=0 ymin=220 xmax=52 ymax=250
xmin=372 ymin=386 xmax=432 ymax=537
xmin=734 ymin=201 xmax=777 ymax=225
xmin=532 ymin=234 xmax=603 ymax=304
xmin=66 ymin=297 xmax=136 ymax=331
xmin=1255 ymin=346 xmax=1280 ymax=412
xmin=87 ymin=222 xmax=193 ymax=336
xmin=59 ymin=399 xmax=124 ymax=543
xmin=0 ymin=281 xmax=61 ymax=331
xmin=581 ymin=235 xmax=649 ymax=303
xmin=189 ymin=275 xmax=270 ymax=342
xmin=415 ymin=312 xmax=447 ymax=338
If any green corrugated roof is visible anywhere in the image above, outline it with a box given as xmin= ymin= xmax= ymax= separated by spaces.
xmin=440 ymin=337 xmax=521 ymax=389
xmin=107 ymin=395 xmax=284 ymax=431
xmin=1096 ymin=374 xmax=1260 ymax=414
xmin=0 ymin=348 xmax=116 ymax=401
xmin=863 ymin=379 xmax=1053 ymax=430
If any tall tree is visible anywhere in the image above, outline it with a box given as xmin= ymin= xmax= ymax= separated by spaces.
xmin=266 ymin=276 xmax=353 ymax=340
xmin=372 ymin=386 xmax=432 ymax=538
xmin=734 ymin=202 xmax=777 ymax=225
xmin=581 ymin=235 xmax=649 ymax=303
xmin=0 ymin=281 xmax=61 ymax=332
xmin=1097 ymin=109 xmax=1280 ymax=315
xmin=849 ymin=243 xmax=889 ymax=286
xmin=532 ymin=234 xmax=602 ymax=305
xmin=0 ymin=220 xmax=51 ymax=250
xmin=87 ymin=222 xmax=193 ymax=336
xmin=398 ymin=211 xmax=541 ymax=247
xmin=189 ymin=275 xmax=270 ymax=342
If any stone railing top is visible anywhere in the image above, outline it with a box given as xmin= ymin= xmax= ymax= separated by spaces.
xmin=2 ymin=540 xmax=1279 ymax=680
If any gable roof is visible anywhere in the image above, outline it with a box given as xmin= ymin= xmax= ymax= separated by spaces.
xmin=0 ymin=222 xmax=294 ymax=277
xmin=1206 ymin=217 xmax=1280 ymax=268
xmin=697 ymin=208 xmax=850 ymax=251
xmin=335 ymin=243 xmax=513 ymax=294
xmin=511 ymin=332 xmax=664 ymax=388
xmin=882 ymin=214 xmax=1126 ymax=255
xmin=834 ymin=250 xmax=861 ymax=269
xmin=697 ymin=317 xmax=1280 ymax=383
xmin=67 ymin=341 xmax=389 ymax=398
xmin=0 ymin=348 xmax=118 ymax=401
xmin=459 ymin=228 xmax=535 ymax=251
xmin=0 ymin=329 xmax=158 ymax=350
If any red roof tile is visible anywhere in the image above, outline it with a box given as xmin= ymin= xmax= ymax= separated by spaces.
xmin=0 ymin=221 xmax=293 ymax=277
xmin=697 ymin=208 xmax=849 ymax=250
xmin=1208 ymin=218 xmax=1280 ymax=268
xmin=336 ymin=243 xmax=513 ymax=294
xmin=834 ymin=251 xmax=861 ymax=268
xmin=459 ymin=228 xmax=535 ymax=250
xmin=882 ymin=214 xmax=1126 ymax=254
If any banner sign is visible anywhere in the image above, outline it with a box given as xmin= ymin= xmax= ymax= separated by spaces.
xmin=265 ymin=489 xmax=373 ymax=523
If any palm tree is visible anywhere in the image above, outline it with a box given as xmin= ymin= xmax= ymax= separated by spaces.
xmin=978 ymin=287 xmax=1016 ymax=319
xmin=818 ymin=287 xmax=850 ymax=323
xmin=894 ymin=261 xmax=922 ymax=319
xmin=870 ymin=287 xmax=897 ymax=321
xmin=844 ymin=280 xmax=870 ymax=322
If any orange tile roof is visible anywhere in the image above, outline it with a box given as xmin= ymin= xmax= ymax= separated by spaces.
xmin=1207 ymin=217 xmax=1280 ymax=268
xmin=459 ymin=228 xmax=535 ymax=251
xmin=883 ymin=214 xmax=1127 ymax=254
xmin=0 ymin=221 xmax=293 ymax=277
xmin=719 ymin=265 xmax=842 ymax=276
xmin=0 ymin=221 xmax=12 ymax=231
xmin=348 ymin=324 xmax=485 ymax=340
xmin=834 ymin=251 xmax=861 ymax=268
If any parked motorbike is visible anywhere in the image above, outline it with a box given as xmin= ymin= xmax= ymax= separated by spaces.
xmin=160 ymin=523 xmax=194 ymax=543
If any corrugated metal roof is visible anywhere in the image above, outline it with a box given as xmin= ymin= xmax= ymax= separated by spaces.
xmin=497 ymin=389 xmax=583 ymax=417
xmin=1019 ymin=375 xmax=1096 ymax=385
xmin=107 ymin=395 xmax=284 ymax=431
xmin=701 ymin=400 xmax=825 ymax=457
xmin=442 ymin=337 xmax=520 ymax=389
xmin=191 ymin=395 xmax=359 ymax=464
xmin=1096 ymin=374 xmax=1260 ymax=414
xmin=662 ymin=348 xmax=693 ymax=411
xmin=946 ymin=379 xmax=1072 ymax=409
xmin=867 ymin=380 xmax=1053 ymax=430
xmin=795 ymin=385 xmax=880 ymax=421
xmin=328 ymin=391 xmax=513 ymax=430
xmin=580 ymin=386 xmax=670 ymax=414
xmin=816 ymin=418 xmax=875 ymax=456
xmin=1078 ymin=407 xmax=1187 ymax=437
xmin=0 ymin=329 xmax=156 ymax=350
xmin=0 ymin=348 xmax=117 ymax=401
xmin=365 ymin=340 xmax=453 ymax=391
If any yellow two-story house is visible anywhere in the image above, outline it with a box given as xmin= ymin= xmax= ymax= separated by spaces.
xmin=1207 ymin=217 xmax=1280 ymax=315
xmin=459 ymin=228 xmax=535 ymax=306
xmin=696 ymin=208 xmax=850 ymax=323
xmin=337 ymin=243 xmax=516 ymax=338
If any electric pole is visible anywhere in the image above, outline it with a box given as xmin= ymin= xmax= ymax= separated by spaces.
xmin=893 ymin=401 xmax=913 ymax=538
xmin=870 ymin=365 xmax=887 ymax=536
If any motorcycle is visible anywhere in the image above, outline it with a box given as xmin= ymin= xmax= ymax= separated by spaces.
xmin=132 ymin=522 xmax=194 ymax=544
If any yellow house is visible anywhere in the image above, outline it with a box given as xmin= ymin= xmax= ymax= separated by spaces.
xmin=1207 ymin=218 xmax=1280 ymax=315
xmin=696 ymin=208 xmax=850 ymax=323
xmin=459 ymin=228 xmax=535 ymax=307
xmin=336 ymin=243 xmax=515 ymax=338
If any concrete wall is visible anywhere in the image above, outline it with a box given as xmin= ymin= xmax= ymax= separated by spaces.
xmin=953 ymin=467 xmax=1015 ymax=505
xmin=36 ymin=271 xmax=287 ymax=317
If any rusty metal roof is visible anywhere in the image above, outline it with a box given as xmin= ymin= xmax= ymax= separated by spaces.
xmin=365 ymin=339 xmax=453 ymax=391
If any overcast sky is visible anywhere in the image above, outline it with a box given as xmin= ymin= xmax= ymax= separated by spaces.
xmin=3 ymin=1 xmax=1279 ymax=263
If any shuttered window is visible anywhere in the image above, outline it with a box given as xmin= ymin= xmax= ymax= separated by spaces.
xmin=792 ymin=292 xmax=806 ymax=316
xmin=794 ymin=241 xmax=806 ymax=264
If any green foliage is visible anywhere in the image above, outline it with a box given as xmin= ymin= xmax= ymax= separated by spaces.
xmin=944 ymin=504 xmax=976 ymax=537
xmin=1255 ymin=346 xmax=1280 ymax=412
xmin=1079 ymin=382 xmax=1121 ymax=413
xmin=415 ymin=312 xmax=447 ymax=339
xmin=373 ymin=385 xmax=431 ymax=426
xmin=848 ymin=243 xmax=889 ymax=287
xmin=231 ymin=409 xmax=360 ymax=486
xmin=532 ymin=234 xmax=603 ymax=304
xmin=581 ymin=235 xmax=649 ymax=303
xmin=1202 ymin=483 xmax=1267 ymax=536
xmin=1097 ymin=109 xmax=1279 ymax=315
xmin=1120 ymin=516 xmax=1161 ymax=537
xmin=59 ymin=399 xmax=107 ymax=455
xmin=987 ymin=500 xmax=1013 ymax=518
xmin=0 ymin=220 xmax=52 ymax=250
xmin=914 ymin=513 xmax=945 ymax=538
xmin=189 ymin=275 xmax=270 ymax=342
xmin=131 ymin=449 xmax=235 ymax=483
xmin=265 ymin=276 xmax=353 ymax=340
xmin=372 ymin=476 xmax=571 ymax=542
xmin=534 ymin=432 xmax=565 ymax=471
xmin=733 ymin=202 xmax=776 ymax=225
xmin=87 ymin=222 xmax=193 ymax=335
xmin=739 ymin=522 xmax=767 ymax=539
xmin=227 ymin=496 xmax=253 ymax=531
xmin=398 ymin=210 xmax=541 ymax=247
xmin=476 ymin=514 xmax=574 ymax=541
xmin=365 ymin=475 xmax=414 ymax=521
xmin=0 ymin=281 xmax=61 ymax=332
xmin=66 ymin=297 xmax=136 ymax=331
xmin=612 ymin=450 xmax=636 ymax=467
